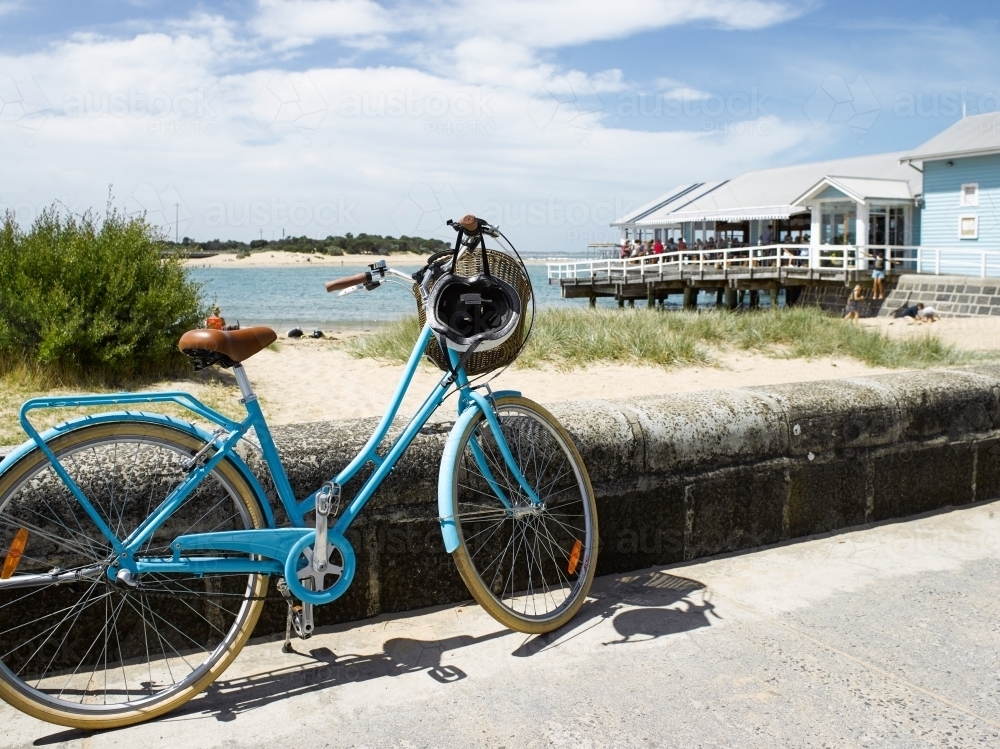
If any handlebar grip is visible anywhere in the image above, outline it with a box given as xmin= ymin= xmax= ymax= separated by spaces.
xmin=459 ymin=214 xmax=479 ymax=232
xmin=325 ymin=273 xmax=368 ymax=292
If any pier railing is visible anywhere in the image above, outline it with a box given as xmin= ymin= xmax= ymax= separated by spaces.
xmin=547 ymin=245 xmax=1000 ymax=283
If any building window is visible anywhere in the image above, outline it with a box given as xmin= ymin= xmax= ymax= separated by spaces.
xmin=820 ymin=203 xmax=857 ymax=245
xmin=959 ymin=214 xmax=979 ymax=240
xmin=960 ymin=183 xmax=979 ymax=207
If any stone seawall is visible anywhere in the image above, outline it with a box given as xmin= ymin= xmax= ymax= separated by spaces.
xmin=796 ymin=273 xmax=1000 ymax=318
xmin=877 ymin=274 xmax=1000 ymax=318
xmin=244 ymin=365 xmax=1000 ymax=635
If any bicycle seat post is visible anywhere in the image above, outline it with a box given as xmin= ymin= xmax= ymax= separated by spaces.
xmin=232 ymin=364 xmax=257 ymax=404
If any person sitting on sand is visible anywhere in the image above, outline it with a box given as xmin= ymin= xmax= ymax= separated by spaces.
xmin=206 ymin=305 xmax=226 ymax=330
xmin=844 ymin=285 xmax=864 ymax=322
xmin=917 ymin=304 xmax=940 ymax=323
xmin=892 ymin=303 xmax=922 ymax=319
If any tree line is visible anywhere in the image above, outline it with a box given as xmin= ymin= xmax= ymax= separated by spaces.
xmin=169 ymin=233 xmax=449 ymax=257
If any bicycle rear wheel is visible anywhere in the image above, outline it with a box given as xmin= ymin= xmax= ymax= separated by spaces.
xmin=446 ymin=396 xmax=598 ymax=634
xmin=0 ymin=421 xmax=268 ymax=728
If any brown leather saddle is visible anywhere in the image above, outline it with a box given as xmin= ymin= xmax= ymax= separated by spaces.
xmin=178 ymin=327 xmax=277 ymax=370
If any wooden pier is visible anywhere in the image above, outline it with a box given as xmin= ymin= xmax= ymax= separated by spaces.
xmin=548 ymin=245 xmax=893 ymax=309
xmin=548 ymin=245 xmax=1000 ymax=318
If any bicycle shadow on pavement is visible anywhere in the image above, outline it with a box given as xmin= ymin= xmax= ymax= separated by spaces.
xmin=31 ymin=572 xmax=714 ymax=742
xmin=31 ymin=627 xmax=508 ymax=743
xmin=511 ymin=569 xmax=718 ymax=657
xmin=173 ymin=628 xmax=509 ymax=722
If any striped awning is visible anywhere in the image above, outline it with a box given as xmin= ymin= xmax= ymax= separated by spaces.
xmin=636 ymin=205 xmax=806 ymax=225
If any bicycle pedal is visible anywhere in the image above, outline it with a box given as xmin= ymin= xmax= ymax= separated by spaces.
xmin=277 ymin=576 xmax=313 ymax=650
xmin=292 ymin=603 xmax=314 ymax=639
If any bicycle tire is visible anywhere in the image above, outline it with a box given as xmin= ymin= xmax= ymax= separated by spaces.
xmin=0 ymin=421 xmax=269 ymax=728
xmin=446 ymin=396 xmax=598 ymax=633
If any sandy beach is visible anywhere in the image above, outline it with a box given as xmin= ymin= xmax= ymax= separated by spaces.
xmin=158 ymin=315 xmax=996 ymax=427
xmin=857 ymin=315 xmax=1000 ymax=351
xmin=183 ymin=250 xmax=423 ymax=269
xmin=4 ymin=315 xmax=996 ymax=447
xmin=183 ymin=250 xmax=556 ymax=270
xmin=229 ymin=341 xmax=896 ymax=425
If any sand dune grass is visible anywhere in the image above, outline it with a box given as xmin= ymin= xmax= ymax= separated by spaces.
xmin=345 ymin=306 xmax=981 ymax=370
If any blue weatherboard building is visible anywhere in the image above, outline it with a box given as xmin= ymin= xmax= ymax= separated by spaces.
xmin=902 ymin=113 xmax=1000 ymax=256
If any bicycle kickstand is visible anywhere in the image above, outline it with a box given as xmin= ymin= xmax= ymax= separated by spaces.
xmin=276 ymin=577 xmax=313 ymax=654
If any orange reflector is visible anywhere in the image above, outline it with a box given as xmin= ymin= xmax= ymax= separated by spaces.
xmin=2 ymin=528 xmax=29 ymax=579
xmin=567 ymin=539 xmax=583 ymax=575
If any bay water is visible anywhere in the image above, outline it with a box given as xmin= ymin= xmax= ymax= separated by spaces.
xmin=188 ymin=262 xmax=629 ymax=331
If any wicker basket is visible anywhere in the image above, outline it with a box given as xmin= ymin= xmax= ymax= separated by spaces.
xmin=414 ymin=248 xmax=532 ymax=376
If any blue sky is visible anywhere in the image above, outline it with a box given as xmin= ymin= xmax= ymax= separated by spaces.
xmin=1 ymin=1 xmax=998 ymax=250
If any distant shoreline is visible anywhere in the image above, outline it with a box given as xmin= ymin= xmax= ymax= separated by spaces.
xmin=182 ymin=250 xmax=562 ymax=269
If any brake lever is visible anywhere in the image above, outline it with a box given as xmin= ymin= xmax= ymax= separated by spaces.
xmin=337 ymin=284 xmax=364 ymax=296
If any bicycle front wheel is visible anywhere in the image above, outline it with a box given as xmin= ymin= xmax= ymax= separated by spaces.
xmin=446 ymin=396 xmax=598 ymax=634
xmin=0 ymin=421 xmax=269 ymax=729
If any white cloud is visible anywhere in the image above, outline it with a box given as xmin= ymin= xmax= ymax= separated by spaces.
xmin=663 ymin=86 xmax=712 ymax=100
xmin=248 ymin=0 xmax=805 ymax=50
xmin=251 ymin=0 xmax=394 ymax=49
xmin=423 ymin=0 xmax=805 ymax=48
xmin=0 ymin=2 xmax=815 ymax=250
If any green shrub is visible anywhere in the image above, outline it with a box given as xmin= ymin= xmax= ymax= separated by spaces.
xmin=0 ymin=205 xmax=202 ymax=381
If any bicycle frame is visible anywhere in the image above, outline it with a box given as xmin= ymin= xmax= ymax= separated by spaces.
xmin=9 ymin=322 xmax=535 ymax=606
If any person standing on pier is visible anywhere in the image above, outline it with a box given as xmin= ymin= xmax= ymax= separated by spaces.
xmin=867 ymin=250 xmax=891 ymax=300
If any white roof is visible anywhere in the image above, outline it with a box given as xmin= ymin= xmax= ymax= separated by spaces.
xmin=793 ymin=176 xmax=913 ymax=205
xmin=611 ymin=182 xmax=723 ymax=226
xmin=901 ymin=112 xmax=1000 ymax=163
xmin=646 ymin=204 xmax=801 ymax=223
xmin=621 ymin=151 xmax=921 ymax=227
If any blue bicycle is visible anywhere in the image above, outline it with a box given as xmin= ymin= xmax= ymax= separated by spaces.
xmin=0 ymin=216 xmax=598 ymax=728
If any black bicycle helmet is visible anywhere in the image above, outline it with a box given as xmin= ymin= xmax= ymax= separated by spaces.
xmin=425 ymin=215 xmax=523 ymax=353
xmin=426 ymin=270 xmax=521 ymax=352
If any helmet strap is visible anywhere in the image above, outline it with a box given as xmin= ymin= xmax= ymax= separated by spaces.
xmin=437 ymin=336 xmax=481 ymax=381
xmin=450 ymin=225 xmax=493 ymax=278
xmin=450 ymin=228 xmax=464 ymax=269
xmin=479 ymin=234 xmax=492 ymax=277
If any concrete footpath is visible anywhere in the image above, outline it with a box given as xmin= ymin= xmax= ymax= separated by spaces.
xmin=5 ymin=502 xmax=1000 ymax=749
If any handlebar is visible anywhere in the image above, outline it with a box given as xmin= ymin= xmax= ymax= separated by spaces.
xmin=326 ymin=261 xmax=417 ymax=294
xmin=449 ymin=214 xmax=499 ymax=238
xmin=325 ymin=272 xmax=369 ymax=292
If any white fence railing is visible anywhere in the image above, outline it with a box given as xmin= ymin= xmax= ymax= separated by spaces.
xmin=547 ymin=245 xmax=1000 ymax=283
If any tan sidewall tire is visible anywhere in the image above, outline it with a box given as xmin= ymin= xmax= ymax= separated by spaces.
xmin=0 ymin=422 xmax=269 ymax=729
xmin=449 ymin=396 xmax=598 ymax=634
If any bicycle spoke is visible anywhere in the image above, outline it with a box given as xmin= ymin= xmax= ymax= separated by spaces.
xmin=0 ymin=425 xmax=265 ymax=718
xmin=452 ymin=401 xmax=595 ymax=629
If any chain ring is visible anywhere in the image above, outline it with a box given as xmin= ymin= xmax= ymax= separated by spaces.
xmin=283 ymin=530 xmax=357 ymax=606
xmin=297 ymin=544 xmax=344 ymax=593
